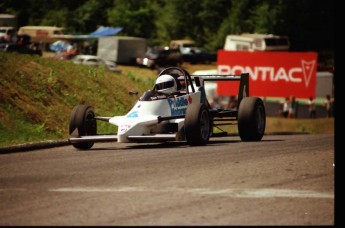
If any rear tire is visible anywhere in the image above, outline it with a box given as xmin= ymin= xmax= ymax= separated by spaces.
xmin=69 ymin=105 xmax=97 ymax=150
xmin=238 ymin=97 xmax=266 ymax=141
xmin=185 ymin=104 xmax=211 ymax=146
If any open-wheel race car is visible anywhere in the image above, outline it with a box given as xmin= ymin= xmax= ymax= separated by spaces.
xmin=69 ymin=66 xmax=266 ymax=150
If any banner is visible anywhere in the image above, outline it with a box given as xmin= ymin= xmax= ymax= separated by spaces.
xmin=217 ymin=50 xmax=318 ymax=98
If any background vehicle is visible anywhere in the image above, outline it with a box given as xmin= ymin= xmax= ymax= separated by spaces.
xmin=72 ymin=54 xmax=121 ymax=72
xmin=224 ymin=33 xmax=290 ymax=51
xmin=170 ymin=39 xmax=196 ymax=54
xmin=68 ymin=67 xmax=266 ymax=150
xmin=181 ymin=47 xmax=216 ymax=64
xmin=0 ymin=26 xmax=16 ymax=42
xmin=73 ymin=54 xmax=101 ymax=66
xmin=169 ymin=39 xmax=216 ymax=64
xmin=16 ymin=26 xmax=74 ymax=43
xmin=136 ymin=47 xmax=183 ymax=69
xmin=0 ymin=42 xmax=42 ymax=56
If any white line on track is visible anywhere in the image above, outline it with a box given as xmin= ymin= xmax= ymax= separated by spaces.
xmin=48 ymin=187 xmax=333 ymax=199
xmin=0 ymin=188 xmax=26 ymax=192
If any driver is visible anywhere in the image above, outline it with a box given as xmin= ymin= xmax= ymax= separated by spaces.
xmin=154 ymin=74 xmax=178 ymax=94
xmin=140 ymin=73 xmax=182 ymax=101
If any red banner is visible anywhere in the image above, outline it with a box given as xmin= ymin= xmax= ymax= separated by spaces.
xmin=217 ymin=50 xmax=318 ymax=98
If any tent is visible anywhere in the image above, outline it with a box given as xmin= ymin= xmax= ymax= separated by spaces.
xmin=89 ymin=26 xmax=123 ymax=37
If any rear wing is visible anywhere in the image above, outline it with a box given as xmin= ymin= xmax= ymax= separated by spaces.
xmin=182 ymin=73 xmax=249 ymax=108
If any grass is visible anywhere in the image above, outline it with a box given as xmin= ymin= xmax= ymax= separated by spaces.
xmin=0 ymin=52 xmax=151 ymax=146
xmin=0 ymin=53 xmax=334 ymax=147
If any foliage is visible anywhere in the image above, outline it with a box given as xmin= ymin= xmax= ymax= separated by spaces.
xmin=107 ymin=0 xmax=156 ymax=38
xmin=0 ymin=0 xmax=334 ymax=61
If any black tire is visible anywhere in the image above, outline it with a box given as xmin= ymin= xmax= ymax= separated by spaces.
xmin=185 ymin=103 xmax=211 ymax=146
xmin=69 ymin=105 xmax=97 ymax=150
xmin=238 ymin=97 xmax=266 ymax=141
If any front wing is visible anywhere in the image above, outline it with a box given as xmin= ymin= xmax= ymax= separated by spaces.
xmin=69 ymin=133 xmax=179 ymax=144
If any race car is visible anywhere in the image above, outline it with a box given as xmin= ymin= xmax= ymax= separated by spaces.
xmin=69 ymin=66 xmax=266 ymax=150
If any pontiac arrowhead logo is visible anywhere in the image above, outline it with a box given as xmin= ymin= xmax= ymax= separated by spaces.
xmin=301 ymin=60 xmax=316 ymax=88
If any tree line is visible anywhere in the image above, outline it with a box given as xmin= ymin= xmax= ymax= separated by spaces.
xmin=0 ymin=0 xmax=334 ymax=63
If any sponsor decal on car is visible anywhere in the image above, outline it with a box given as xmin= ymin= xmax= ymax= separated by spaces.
xmin=127 ymin=111 xmax=138 ymax=118
xmin=150 ymin=95 xmax=167 ymax=100
xmin=119 ymin=124 xmax=131 ymax=133
xmin=167 ymin=96 xmax=190 ymax=116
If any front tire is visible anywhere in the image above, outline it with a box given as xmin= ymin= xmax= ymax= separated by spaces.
xmin=185 ymin=104 xmax=211 ymax=146
xmin=69 ymin=105 xmax=97 ymax=150
xmin=238 ymin=97 xmax=266 ymax=141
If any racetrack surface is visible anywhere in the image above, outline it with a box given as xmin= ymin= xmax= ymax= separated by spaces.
xmin=0 ymin=134 xmax=334 ymax=225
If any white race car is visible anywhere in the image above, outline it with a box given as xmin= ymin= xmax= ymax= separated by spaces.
xmin=69 ymin=67 xmax=266 ymax=150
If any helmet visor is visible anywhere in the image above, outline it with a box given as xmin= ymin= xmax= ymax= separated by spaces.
xmin=155 ymin=80 xmax=175 ymax=90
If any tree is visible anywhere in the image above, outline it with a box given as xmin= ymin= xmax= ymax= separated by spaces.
xmin=69 ymin=0 xmax=114 ymax=33
xmin=198 ymin=0 xmax=232 ymax=52
xmin=0 ymin=0 xmax=334 ymax=65
xmin=247 ymin=0 xmax=285 ymax=34
xmin=107 ymin=0 xmax=156 ymax=38
xmin=212 ymin=0 xmax=252 ymax=51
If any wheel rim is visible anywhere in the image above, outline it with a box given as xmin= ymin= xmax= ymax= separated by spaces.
xmin=85 ymin=111 xmax=96 ymax=135
xmin=256 ymin=105 xmax=265 ymax=134
xmin=200 ymin=110 xmax=210 ymax=140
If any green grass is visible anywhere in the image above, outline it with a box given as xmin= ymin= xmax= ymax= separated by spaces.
xmin=0 ymin=53 xmax=334 ymax=147
xmin=0 ymin=52 xmax=152 ymax=146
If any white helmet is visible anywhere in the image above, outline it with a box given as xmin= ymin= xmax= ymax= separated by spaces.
xmin=155 ymin=74 xmax=177 ymax=94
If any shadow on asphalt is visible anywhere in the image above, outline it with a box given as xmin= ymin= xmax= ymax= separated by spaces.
xmin=86 ymin=138 xmax=284 ymax=151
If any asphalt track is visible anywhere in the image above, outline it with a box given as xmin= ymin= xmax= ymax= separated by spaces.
xmin=0 ymin=132 xmax=313 ymax=154
xmin=0 ymin=134 xmax=335 ymax=225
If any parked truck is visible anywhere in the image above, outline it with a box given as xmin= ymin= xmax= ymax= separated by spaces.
xmin=97 ymin=36 xmax=147 ymax=64
xmin=169 ymin=39 xmax=216 ymax=64
xmin=0 ymin=14 xmax=17 ymax=43
xmin=169 ymin=39 xmax=196 ymax=55
xmin=0 ymin=26 xmax=16 ymax=42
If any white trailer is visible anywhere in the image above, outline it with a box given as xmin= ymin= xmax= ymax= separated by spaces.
xmin=0 ymin=14 xmax=17 ymax=27
xmin=224 ymin=33 xmax=290 ymax=51
xmin=97 ymin=36 xmax=147 ymax=64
